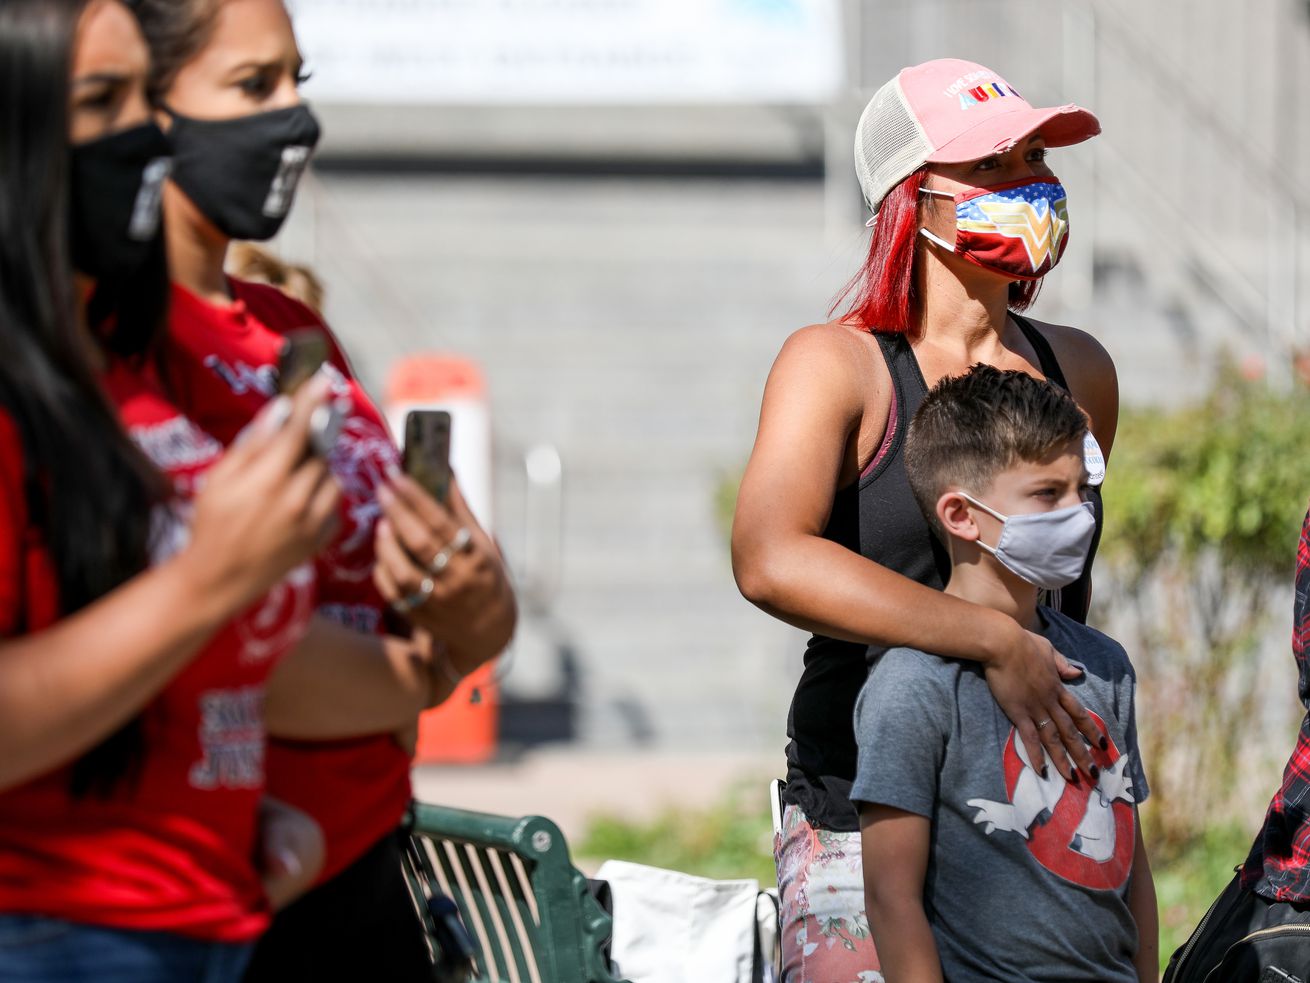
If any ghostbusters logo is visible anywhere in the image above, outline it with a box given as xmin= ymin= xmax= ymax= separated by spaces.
xmin=967 ymin=710 xmax=1136 ymax=890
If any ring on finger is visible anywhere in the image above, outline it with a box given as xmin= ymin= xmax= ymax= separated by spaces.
xmin=1035 ymin=719 xmax=1053 ymax=730
xmin=392 ymin=576 xmax=436 ymax=614
xmin=428 ymin=526 xmax=473 ymax=575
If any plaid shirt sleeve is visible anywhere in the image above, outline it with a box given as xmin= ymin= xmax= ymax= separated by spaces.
xmin=1243 ymin=507 xmax=1310 ymax=902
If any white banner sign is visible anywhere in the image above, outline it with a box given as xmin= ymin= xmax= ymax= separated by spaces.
xmin=290 ymin=0 xmax=842 ymax=105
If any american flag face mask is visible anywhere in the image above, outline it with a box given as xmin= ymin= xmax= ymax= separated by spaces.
xmin=919 ymin=176 xmax=1071 ymax=281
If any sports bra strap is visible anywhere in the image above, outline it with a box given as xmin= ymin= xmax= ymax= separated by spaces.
xmin=1010 ymin=313 xmax=1069 ymax=391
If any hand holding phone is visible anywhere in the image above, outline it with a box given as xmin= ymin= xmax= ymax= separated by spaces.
xmin=404 ymin=410 xmax=452 ymax=505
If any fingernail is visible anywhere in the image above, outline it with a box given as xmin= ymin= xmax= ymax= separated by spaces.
xmin=384 ymin=461 xmax=403 ymax=482
xmin=1070 ymin=772 xmax=1080 ymax=786
xmin=275 ymin=847 xmax=302 ymax=877
xmin=377 ymin=485 xmax=393 ymax=507
xmin=1089 ymin=764 xmax=1100 ymax=780
xmin=1041 ymin=766 xmax=1049 ymax=780
xmin=305 ymin=371 xmax=333 ymax=399
xmin=1099 ymin=736 xmax=1108 ymax=751
xmin=264 ymin=396 xmax=292 ymax=430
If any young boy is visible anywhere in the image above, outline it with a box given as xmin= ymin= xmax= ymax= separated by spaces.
xmin=852 ymin=365 xmax=1158 ymax=982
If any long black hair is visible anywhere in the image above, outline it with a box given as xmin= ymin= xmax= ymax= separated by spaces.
xmin=0 ymin=0 xmax=168 ymax=797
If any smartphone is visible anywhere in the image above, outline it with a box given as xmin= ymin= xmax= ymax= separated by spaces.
xmin=404 ymin=410 xmax=452 ymax=505
xmin=277 ymin=329 xmax=330 ymax=396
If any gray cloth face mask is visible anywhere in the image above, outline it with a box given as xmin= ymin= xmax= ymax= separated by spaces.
xmin=960 ymin=493 xmax=1096 ymax=589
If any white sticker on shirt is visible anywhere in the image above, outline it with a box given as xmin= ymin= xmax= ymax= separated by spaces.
xmin=1083 ymin=431 xmax=1106 ymax=487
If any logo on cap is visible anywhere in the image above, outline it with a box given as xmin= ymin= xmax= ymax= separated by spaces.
xmin=957 ymin=80 xmax=1021 ymax=111
xmin=940 ymin=69 xmax=1023 ymax=110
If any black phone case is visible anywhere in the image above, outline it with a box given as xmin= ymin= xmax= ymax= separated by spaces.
xmin=404 ymin=410 xmax=452 ymax=505
xmin=277 ymin=330 xmax=330 ymax=395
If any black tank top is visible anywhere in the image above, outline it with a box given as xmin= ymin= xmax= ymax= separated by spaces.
xmin=781 ymin=315 xmax=1105 ymax=831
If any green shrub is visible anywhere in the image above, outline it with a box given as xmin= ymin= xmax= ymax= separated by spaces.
xmin=1101 ymin=363 xmax=1310 ymax=572
xmin=1096 ymin=363 xmax=1310 ymax=850
xmin=575 ymin=782 xmax=777 ymax=886
xmin=1153 ymin=824 xmax=1252 ymax=970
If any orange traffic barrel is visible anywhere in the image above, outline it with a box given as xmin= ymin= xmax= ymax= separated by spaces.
xmin=385 ymin=353 xmax=498 ymax=764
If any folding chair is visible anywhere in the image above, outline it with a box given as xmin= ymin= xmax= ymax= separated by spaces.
xmin=402 ymin=801 xmax=629 ymax=983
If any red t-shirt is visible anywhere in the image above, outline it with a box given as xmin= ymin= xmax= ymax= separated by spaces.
xmin=0 ymin=359 xmax=316 ymax=942
xmin=164 ymin=280 xmax=411 ymax=884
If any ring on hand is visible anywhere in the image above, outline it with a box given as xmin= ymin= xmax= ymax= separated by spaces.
xmin=428 ymin=526 xmax=473 ymax=575
xmin=392 ymin=576 xmax=435 ymax=614
xmin=1035 ymin=718 xmax=1053 ymax=731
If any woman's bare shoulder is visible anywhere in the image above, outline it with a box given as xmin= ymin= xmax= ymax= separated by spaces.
xmin=761 ymin=321 xmax=894 ymax=474
xmin=773 ymin=319 xmax=891 ymax=390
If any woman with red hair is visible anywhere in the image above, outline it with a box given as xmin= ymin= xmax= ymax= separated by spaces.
xmin=731 ymin=58 xmax=1120 ymax=981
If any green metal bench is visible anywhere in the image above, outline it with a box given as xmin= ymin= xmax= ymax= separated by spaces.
xmin=403 ymin=801 xmax=630 ymax=983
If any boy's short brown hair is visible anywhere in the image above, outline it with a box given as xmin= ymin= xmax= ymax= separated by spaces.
xmin=905 ymin=364 xmax=1088 ymax=530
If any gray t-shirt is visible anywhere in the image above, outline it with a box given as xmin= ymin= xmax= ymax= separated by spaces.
xmin=851 ymin=607 xmax=1149 ymax=983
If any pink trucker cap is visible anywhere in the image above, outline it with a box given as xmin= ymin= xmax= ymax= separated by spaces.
xmin=855 ymin=58 xmax=1100 ymax=213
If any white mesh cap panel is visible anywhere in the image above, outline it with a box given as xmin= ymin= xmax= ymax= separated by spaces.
xmin=853 ymin=76 xmax=933 ymax=214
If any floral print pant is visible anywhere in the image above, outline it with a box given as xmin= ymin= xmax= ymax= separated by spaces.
xmin=774 ymin=804 xmax=884 ymax=983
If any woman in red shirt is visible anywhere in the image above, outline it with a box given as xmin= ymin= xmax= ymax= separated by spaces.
xmin=130 ymin=1 xmax=518 ymax=978
xmin=0 ymin=0 xmax=344 ymax=979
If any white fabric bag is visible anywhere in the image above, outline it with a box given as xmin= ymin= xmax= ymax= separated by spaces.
xmin=596 ymin=859 xmax=778 ymax=983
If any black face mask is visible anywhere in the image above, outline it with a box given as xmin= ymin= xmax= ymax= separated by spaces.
xmin=164 ymin=103 xmax=321 ymax=242
xmin=69 ymin=122 xmax=172 ymax=280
